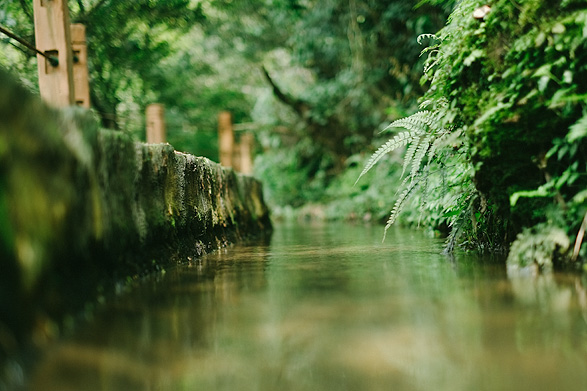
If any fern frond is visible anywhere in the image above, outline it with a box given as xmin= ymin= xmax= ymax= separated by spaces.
xmin=418 ymin=165 xmax=430 ymax=228
xmin=423 ymin=55 xmax=440 ymax=73
xmin=420 ymin=46 xmax=439 ymax=58
xmin=426 ymin=129 xmax=451 ymax=166
xmin=355 ymin=130 xmax=422 ymax=184
xmin=383 ymin=181 xmax=418 ymax=241
xmin=381 ymin=110 xmax=439 ymax=134
xmin=394 ymin=175 xmax=411 ymax=196
xmin=417 ymin=33 xmax=440 ymax=45
xmin=401 ymin=139 xmax=421 ymax=179
xmin=419 ymin=99 xmax=434 ymax=110
xmin=410 ymin=135 xmax=432 ymax=184
xmin=443 ymin=215 xmax=463 ymax=255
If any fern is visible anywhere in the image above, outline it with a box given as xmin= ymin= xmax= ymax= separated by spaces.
xmin=417 ymin=33 xmax=441 ymax=45
xmin=357 ymin=110 xmax=443 ymax=182
xmin=410 ymin=135 xmax=432 ymax=184
xmin=383 ymin=181 xmax=418 ymax=241
xmin=381 ymin=110 xmax=440 ymax=134
xmin=418 ymin=99 xmax=434 ymax=109
xmin=384 ymin=134 xmax=431 ymax=238
xmin=355 ymin=109 xmax=443 ymax=185
xmin=401 ymin=140 xmax=421 ymax=179
xmin=423 ymin=55 xmax=441 ymax=74
xmin=426 ymin=132 xmax=443 ymax=166
xmin=355 ymin=130 xmax=422 ymax=184
xmin=355 ymin=108 xmax=450 ymax=240
xmin=357 ymin=110 xmax=442 ymax=182
xmin=394 ymin=174 xmax=412 ymax=197
xmin=418 ymin=165 xmax=430 ymax=227
xmin=418 ymin=34 xmax=442 ymax=75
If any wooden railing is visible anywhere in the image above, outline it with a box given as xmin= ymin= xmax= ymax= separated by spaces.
xmin=30 ymin=0 xmax=254 ymax=174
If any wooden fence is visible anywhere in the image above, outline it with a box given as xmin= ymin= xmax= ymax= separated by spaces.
xmin=28 ymin=0 xmax=254 ymax=174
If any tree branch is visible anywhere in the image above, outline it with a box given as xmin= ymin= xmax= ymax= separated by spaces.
xmin=18 ymin=0 xmax=33 ymax=22
xmin=261 ymin=66 xmax=308 ymax=118
xmin=2 ymin=40 xmax=32 ymax=59
xmin=261 ymin=66 xmax=349 ymax=163
xmin=77 ymin=0 xmax=86 ymax=15
xmin=0 ymin=24 xmax=58 ymax=64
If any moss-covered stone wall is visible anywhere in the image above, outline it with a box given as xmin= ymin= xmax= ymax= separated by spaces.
xmin=0 ymin=69 xmax=271 ymax=366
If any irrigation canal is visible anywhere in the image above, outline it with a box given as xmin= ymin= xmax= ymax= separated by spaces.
xmin=24 ymin=222 xmax=587 ymax=391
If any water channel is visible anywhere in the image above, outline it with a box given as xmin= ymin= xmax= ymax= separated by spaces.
xmin=26 ymin=223 xmax=587 ymax=390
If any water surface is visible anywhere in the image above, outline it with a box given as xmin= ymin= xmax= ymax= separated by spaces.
xmin=28 ymin=223 xmax=587 ymax=390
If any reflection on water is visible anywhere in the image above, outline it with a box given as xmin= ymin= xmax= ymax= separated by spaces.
xmin=27 ymin=223 xmax=587 ymax=391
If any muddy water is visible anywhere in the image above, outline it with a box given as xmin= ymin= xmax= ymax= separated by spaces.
xmin=27 ymin=223 xmax=587 ymax=391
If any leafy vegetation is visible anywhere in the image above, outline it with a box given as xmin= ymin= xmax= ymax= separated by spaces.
xmin=251 ymin=1 xmax=452 ymax=207
xmin=360 ymin=0 xmax=587 ymax=266
xmin=1 ymin=0 xmax=449 ymax=187
xmin=3 ymin=0 xmax=585 ymax=267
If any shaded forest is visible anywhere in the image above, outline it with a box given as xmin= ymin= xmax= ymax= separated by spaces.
xmin=0 ymin=0 xmax=451 ymax=201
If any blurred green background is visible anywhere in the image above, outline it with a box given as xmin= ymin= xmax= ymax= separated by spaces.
xmin=0 ymin=0 xmax=451 ymax=216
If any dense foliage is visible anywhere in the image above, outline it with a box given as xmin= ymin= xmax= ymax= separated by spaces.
xmin=2 ymin=1 xmax=204 ymax=125
xmin=362 ymin=0 xmax=587 ymax=267
xmin=4 ymin=0 xmax=584 ymax=267
xmin=1 ymin=0 xmax=450 ymax=191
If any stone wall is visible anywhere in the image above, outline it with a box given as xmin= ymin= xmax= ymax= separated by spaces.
xmin=0 ymin=69 xmax=271 ymax=367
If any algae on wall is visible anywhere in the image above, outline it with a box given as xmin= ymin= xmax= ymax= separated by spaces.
xmin=0 ymin=68 xmax=271 ymax=367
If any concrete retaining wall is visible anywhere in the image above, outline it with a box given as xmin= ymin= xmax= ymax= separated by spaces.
xmin=0 ymin=69 xmax=271 ymax=366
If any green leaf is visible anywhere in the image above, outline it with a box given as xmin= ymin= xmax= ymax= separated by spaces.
xmin=355 ymin=130 xmax=422 ymax=185
xmin=463 ymin=49 xmax=484 ymax=66
xmin=567 ymin=111 xmax=587 ymax=143
xmin=401 ymin=140 xmax=421 ymax=179
xmin=510 ymin=184 xmax=553 ymax=207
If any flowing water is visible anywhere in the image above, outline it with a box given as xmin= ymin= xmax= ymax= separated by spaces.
xmin=26 ymin=223 xmax=587 ymax=391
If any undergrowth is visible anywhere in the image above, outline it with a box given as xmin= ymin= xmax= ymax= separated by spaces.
xmin=359 ymin=0 xmax=587 ymax=266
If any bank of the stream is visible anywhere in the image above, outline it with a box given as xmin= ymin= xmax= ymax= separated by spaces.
xmin=267 ymin=0 xmax=587 ymax=271
xmin=0 ymin=68 xmax=272 ymax=377
xmin=407 ymin=0 xmax=587 ymax=268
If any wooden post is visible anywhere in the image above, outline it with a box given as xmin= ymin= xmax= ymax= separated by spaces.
xmin=33 ymin=0 xmax=75 ymax=107
xmin=218 ymin=111 xmax=234 ymax=167
xmin=146 ymin=104 xmax=166 ymax=144
xmin=239 ymin=132 xmax=254 ymax=175
xmin=232 ymin=139 xmax=242 ymax=172
xmin=70 ymin=23 xmax=90 ymax=108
